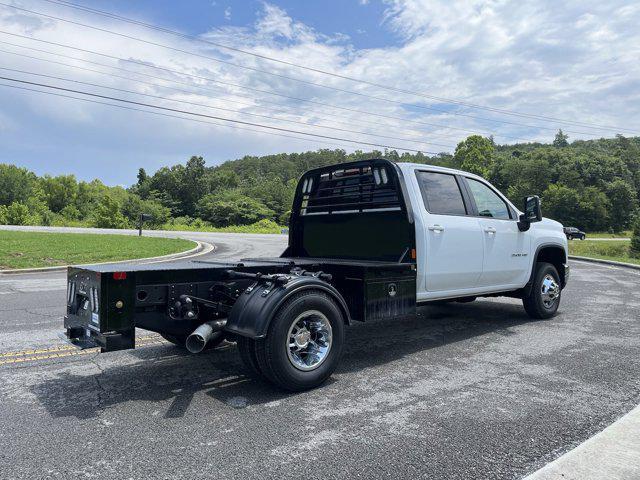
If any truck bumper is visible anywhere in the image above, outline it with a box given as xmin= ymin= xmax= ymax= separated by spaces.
xmin=64 ymin=318 xmax=135 ymax=352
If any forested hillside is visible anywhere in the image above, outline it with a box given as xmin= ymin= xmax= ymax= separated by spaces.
xmin=1 ymin=132 xmax=639 ymax=232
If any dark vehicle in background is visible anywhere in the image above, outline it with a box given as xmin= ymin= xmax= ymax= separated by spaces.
xmin=563 ymin=227 xmax=586 ymax=240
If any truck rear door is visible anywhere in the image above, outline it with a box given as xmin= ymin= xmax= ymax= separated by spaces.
xmin=414 ymin=170 xmax=484 ymax=292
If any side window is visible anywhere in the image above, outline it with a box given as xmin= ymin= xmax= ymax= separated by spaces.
xmin=466 ymin=178 xmax=511 ymax=220
xmin=416 ymin=171 xmax=467 ymax=215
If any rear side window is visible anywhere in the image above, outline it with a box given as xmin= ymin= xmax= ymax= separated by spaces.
xmin=466 ymin=178 xmax=511 ymax=220
xmin=416 ymin=171 xmax=467 ymax=215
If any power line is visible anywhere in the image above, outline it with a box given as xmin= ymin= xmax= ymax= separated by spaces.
xmin=0 ymin=81 xmax=372 ymax=152
xmin=1 ymin=2 xmax=632 ymax=137
xmin=0 ymin=45 xmax=468 ymax=146
xmin=0 ymin=75 xmax=438 ymax=154
xmin=0 ymin=66 xmax=455 ymax=149
xmin=34 ymin=0 xmax=640 ymax=135
xmin=0 ymin=42 xmax=472 ymax=144
xmin=0 ymin=31 xmax=562 ymax=143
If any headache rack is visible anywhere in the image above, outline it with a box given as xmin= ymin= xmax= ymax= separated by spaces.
xmin=300 ymin=163 xmax=403 ymax=215
xmin=285 ymin=159 xmax=415 ymax=262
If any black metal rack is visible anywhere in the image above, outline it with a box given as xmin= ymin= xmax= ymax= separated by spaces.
xmin=301 ymin=164 xmax=402 ymax=215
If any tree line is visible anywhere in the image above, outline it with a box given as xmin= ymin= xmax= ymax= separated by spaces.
xmin=1 ymin=131 xmax=639 ymax=233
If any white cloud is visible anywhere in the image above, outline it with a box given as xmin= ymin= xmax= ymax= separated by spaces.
xmin=0 ymin=0 xmax=639 ymax=184
xmin=224 ymin=6 xmax=231 ymax=21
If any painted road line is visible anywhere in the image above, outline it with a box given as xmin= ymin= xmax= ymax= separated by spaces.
xmin=0 ymin=334 xmax=162 ymax=358
xmin=0 ymin=338 xmax=168 ymax=365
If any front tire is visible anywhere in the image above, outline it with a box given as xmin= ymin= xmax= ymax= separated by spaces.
xmin=254 ymin=290 xmax=345 ymax=392
xmin=523 ymin=262 xmax=561 ymax=319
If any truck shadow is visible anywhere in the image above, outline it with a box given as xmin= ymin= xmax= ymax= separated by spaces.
xmin=30 ymin=300 xmax=535 ymax=419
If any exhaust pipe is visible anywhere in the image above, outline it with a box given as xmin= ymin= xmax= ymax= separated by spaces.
xmin=185 ymin=319 xmax=227 ymax=354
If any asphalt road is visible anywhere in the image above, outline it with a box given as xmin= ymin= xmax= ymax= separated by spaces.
xmin=0 ymin=230 xmax=639 ymax=480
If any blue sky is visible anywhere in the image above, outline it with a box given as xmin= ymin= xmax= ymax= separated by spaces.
xmin=1 ymin=0 xmax=639 ymax=185
xmin=84 ymin=0 xmax=395 ymax=48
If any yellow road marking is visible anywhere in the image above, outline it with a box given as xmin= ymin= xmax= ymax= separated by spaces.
xmin=0 ymin=335 xmax=161 ymax=358
xmin=0 ymin=338 xmax=168 ymax=366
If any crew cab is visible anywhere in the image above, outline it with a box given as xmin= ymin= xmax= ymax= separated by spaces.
xmin=64 ymin=159 xmax=569 ymax=391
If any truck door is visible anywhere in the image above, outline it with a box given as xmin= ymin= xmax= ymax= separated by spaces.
xmin=415 ymin=171 xmax=484 ymax=292
xmin=464 ymin=178 xmax=531 ymax=288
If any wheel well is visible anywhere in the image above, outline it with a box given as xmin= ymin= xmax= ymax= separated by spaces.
xmin=536 ymin=246 xmax=567 ymax=287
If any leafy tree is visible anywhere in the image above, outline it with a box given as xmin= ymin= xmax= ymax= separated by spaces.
xmin=542 ymin=184 xmax=581 ymax=227
xmin=1 ymin=134 xmax=640 ymax=232
xmin=553 ymin=129 xmax=569 ymax=148
xmin=60 ymin=204 xmax=82 ymax=221
xmin=75 ymin=180 xmax=108 ymax=218
xmin=0 ymin=204 xmax=7 ymax=224
xmin=0 ymin=164 xmax=39 ymax=206
xmin=242 ymin=176 xmax=296 ymax=219
xmin=137 ymin=168 xmax=148 ymax=186
xmin=605 ymin=179 xmax=637 ymax=231
xmin=41 ymin=175 xmax=78 ymax=212
xmin=180 ymin=156 xmax=208 ymax=216
xmin=197 ymin=190 xmax=275 ymax=227
xmin=90 ymin=194 xmax=129 ymax=229
xmin=204 ymin=169 xmax=239 ymax=193
xmin=121 ymin=194 xmax=171 ymax=228
xmin=25 ymin=196 xmax=53 ymax=226
xmin=630 ymin=218 xmax=640 ymax=258
xmin=5 ymin=202 xmax=31 ymax=225
xmin=578 ymin=187 xmax=610 ymax=231
xmin=453 ymin=135 xmax=494 ymax=177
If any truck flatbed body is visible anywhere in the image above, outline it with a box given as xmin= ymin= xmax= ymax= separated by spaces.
xmin=80 ymin=256 xmax=413 ymax=273
xmin=62 ymin=157 xmax=568 ymax=391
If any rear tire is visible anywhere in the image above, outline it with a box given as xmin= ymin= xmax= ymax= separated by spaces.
xmin=523 ymin=262 xmax=561 ymax=319
xmin=237 ymin=336 xmax=266 ymax=380
xmin=254 ymin=290 xmax=345 ymax=392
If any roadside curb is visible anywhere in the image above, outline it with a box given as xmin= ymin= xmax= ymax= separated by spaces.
xmin=569 ymin=255 xmax=640 ymax=271
xmin=524 ymin=404 xmax=640 ymax=479
xmin=0 ymin=240 xmax=214 ymax=275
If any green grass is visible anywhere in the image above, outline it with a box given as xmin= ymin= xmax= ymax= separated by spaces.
xmin=162 ymin=219 xmax=286 ymax=234
xmin=569 ymin=239 xmax=640 ymax=265
xmin=586 ymin=231 xmax=632 ymax=238
xmin=0 ymin=231 xmax=195 ymax=269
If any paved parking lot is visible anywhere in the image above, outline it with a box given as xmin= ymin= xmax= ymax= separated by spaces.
xmin=0 ymin=232 xmax=639 ymax=479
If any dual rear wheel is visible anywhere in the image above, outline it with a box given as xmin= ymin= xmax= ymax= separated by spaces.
xmin=238 ymin=290 xmax=345 ymax=392
xmin=241 ymin=266 xmax=562 ymax=389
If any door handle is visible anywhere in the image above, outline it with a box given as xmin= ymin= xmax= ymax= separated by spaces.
xmin=428 ymin=225 xmax=445 ymax=233
xmin=484 ymin=227 xmax=497 ymax=234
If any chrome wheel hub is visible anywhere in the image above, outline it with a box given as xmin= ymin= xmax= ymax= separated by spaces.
xmin=293 ymin=329 xmax=311 ymax=349
xmin=287 ymin=310 xmax=332 ymax=371
xmin=541 ymin=274 xmax=560 ymax=308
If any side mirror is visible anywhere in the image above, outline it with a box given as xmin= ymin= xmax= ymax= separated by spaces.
xmin=518 ymin=195 xmax=542 ymax=231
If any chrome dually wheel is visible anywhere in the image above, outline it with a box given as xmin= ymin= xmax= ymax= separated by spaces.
xmin=540 ymin=274 xmax=560 ymax=308
xmin=287 ymin=310 xmax=333 ymax=371
xmin=523 ymin=262 xmax=562 ymax=319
